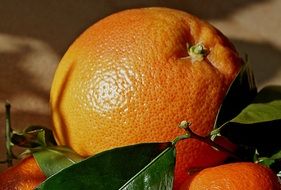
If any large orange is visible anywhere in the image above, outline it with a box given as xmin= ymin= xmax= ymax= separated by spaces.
xmin=0 ymin=156 xmax=46 ymax=190
xmin=180 ymin=162 xmax=281 ymax=190
xmin=50 ymin=7 xmax=242 ymax=188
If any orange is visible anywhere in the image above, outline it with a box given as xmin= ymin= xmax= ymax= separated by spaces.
xmin=180 ymin=162 xmax=281 ymax=190
xmin=0 ymin=156 xmax=46 ymax=190
xmin=50 ymin=7 xmax=242 ymax=188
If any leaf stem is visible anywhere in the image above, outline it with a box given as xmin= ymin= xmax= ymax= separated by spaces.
xmin=174 ymin=120 xmax=241 ymax=161
xmin=185 ymin=126 xmax=240 ymax=160
xmin=172 ymin=121 xmax=192 ymax=146
xmin=1 ymin=102 xmax=16 ymax=166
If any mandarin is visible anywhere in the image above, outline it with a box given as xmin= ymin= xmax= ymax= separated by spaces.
xmin=180 ymin=162 xmax=281 ymax=190
xmin=50 ymin=7 xmax=242 ymax=188
xmin=0 ymin=156 xmax=46 ymax=190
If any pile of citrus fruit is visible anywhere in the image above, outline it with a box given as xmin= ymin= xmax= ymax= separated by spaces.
xmin=0 ymin=7 xmax=280 ymax=190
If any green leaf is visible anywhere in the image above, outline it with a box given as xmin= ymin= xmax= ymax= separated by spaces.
xmin=230 ymin=86 xmax=281 ymax=124
xmin=214 ymin=60 xmax=257 ymax=128
xmin=11 ymin=125 xmax=56 ymax=148
xmin=257 ymin=151 xmax=281 ymax=167
xmin=256 ymin=150 xmax=281 ymax=170
xmin=33 ymin=146 xmax=84 ymax=177
xmin=258 ymin=158 xmax=276 ymax=167
xmin=36 ymin=143 xmax=175 ymax=190
xmin=270 ymin=150 xmax=281 ymax=160
xmin=219 ymin=85 xmax=281 ymax=156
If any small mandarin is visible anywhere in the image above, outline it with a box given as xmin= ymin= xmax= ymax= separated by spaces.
xmin=0 ymin=156 xmax=46 ymax=190
xmin=180 ymin=162 xmax=281 ymax=190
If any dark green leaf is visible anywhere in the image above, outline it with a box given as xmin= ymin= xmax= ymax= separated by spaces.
xmin=36 ymin=143 xmax=175 ymax=190
xmin=219 ymin=85 xmax=281 ymax=156
xmin=33 ymin=146 xmax=84 ymax=177
xmin=214 ymin=60 xmax=257 ymax=128
xmin=120 ymin=146 xmax=175 ymax=189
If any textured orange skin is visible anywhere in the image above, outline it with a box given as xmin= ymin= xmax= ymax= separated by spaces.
xmin=0 ymin=156 xmax=46 ymax=190
xmin=50 ymin=7 xmax=242 ymax=188
xmin=180 ymin=162 xmax=281 ymax=190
